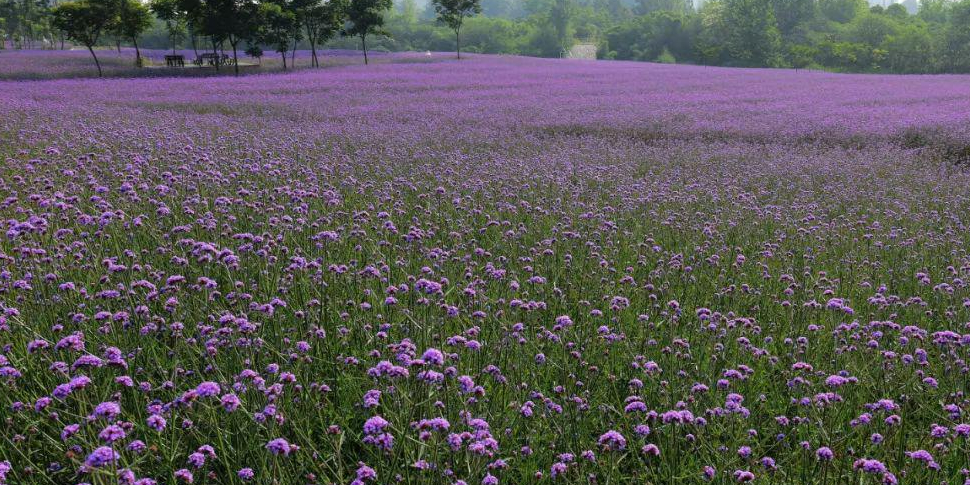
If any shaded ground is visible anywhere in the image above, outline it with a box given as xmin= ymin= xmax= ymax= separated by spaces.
xmin=0 ymin=47 xmax=450 ymax=80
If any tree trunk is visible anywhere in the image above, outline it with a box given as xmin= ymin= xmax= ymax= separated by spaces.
xmin=134 ymin=38 xmax=141 ymax=66
xmin=168 ymin=21 xmax=175 ymax=54
xmin=307 ymin=27 xmax=318 ymax=67
xmin=281 ymin=50 xmax=287 ymax=70
xmin=361 ymin=34 xmax=368 ymax=65
xmin=291 ymin=41 xmax=297 ymax=67
xmin=87 ymin=44 xmax=103 ymax=77
xmin=212 ymin=39 xmax=219 ymax=71
xmin=232 ymin=40 xmax=239 ymax=76
xmin=116 ymin=39 xmax=121 ymax=53
xmin=456 ymin=27 xmax=460 ymax=59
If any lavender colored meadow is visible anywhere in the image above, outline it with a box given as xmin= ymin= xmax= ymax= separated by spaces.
xmin=2 ymin=55 xmax=970 ymax=485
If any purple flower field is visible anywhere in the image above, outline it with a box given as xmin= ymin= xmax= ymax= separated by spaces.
xmin=2 ymin=55 xmax=970 ymax=485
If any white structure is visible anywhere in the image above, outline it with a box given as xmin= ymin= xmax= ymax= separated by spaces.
xmin=564 ymin=43 xmax=597 ymax=60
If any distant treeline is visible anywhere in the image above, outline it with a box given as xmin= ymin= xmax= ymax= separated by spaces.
xmin=377 ymin=0 xmax=970 ymax=73
xmin=4 ymin=0 xmax=970 ymax=73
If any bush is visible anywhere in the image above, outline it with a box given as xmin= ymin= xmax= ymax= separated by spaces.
xmin=655 ymin=46 xmax=676 ymax=63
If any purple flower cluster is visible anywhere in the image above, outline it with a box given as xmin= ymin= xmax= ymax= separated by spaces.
xmin=1 ymin=54 xmax=970 ymax=485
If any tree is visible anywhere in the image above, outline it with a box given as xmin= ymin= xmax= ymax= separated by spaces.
xmin=400 ymin=0 xmax=417 ymax=23
xmin=245 ymin=42 xmax=263 ymax=62
xmin=819 ymin=0 xmax=866 ymax=23
xmin=549 ymin=0 xmax=573 ymax=53
xmin=655 ymin=45 xmax=675 ymax=62
xmin=849 ymin=12 xmax=897 ymax=48
xmin=885 ymin=3 xmax=908 ymax=19
xmin=456 ymin=16 xmax=528 ymax=53
xmin=51 ymin=0 xmax=117 ymax=76
xmin=0 ymin=2 xmax=10 ymax=49
xmin=0 ymin=11 xmax=7 ymax=49
xmin=788 ymin=43 xmax=817 ymax=68
xmin=194 ymin=0 xmax=261 ymax=74
xmin=294 ymin=0 xmax=345 ymax=67
xmin=693 ymin=0 xmax=729 ymax=64
xmin=636 ymin=0 xmax=689 ymax=15
xmin=606 ymin=11 xmax=692 ymax=61
xmin=150 ymin=0 xmax=188 ymax=54
xmin=113 ymin=0 xmax=152 ymax=64
xmin=432 ymin=0 xmax=481 ymax=58
xmin=344 ymin=0 xmax=392 ymax=64
xmin=480 ymin=0 xmax=524 ymax=17
xmin=769 ymin=0 xmax=815 ymax=35
xmin=918 ymin=0 xmax=949 ymax=23
xmin=944 ymin=0 xmax=970 ymax=71
xmin=722 ymin=0 xmax=782 ymax=66
xmin=256 ymin=1 xmax=297 ymax=69
xmin=2 ymin=0 xmax=60 ymax=49
xmin=264 ymin=0 xmax=303 ymax=67
xmin=884 ymin=22 xmax=934 ymax=72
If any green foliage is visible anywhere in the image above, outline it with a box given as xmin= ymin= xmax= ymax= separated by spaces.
xmin=198 ymin=0 xmax=261 ymax=48
xmin=818 ymin=0 xmax=866 ymax=23
xmin=399 ymin=0 xmax=417 ymax=23
xmin=480 ymin=0 xmax=525 ymax=18
xmin=2 ymin=0 xmax=57 ymax=49
xmin=344 ymin=0 xmax=392 ymax=63
xmin=345 ymin=0 xmax=392 ymax=40
xmin=526 ymin=17 xmax=562 ymax=56
xmin=917 ymin=0 xmax=948 ymax=23
xmin=723 ymin=0 xmax=782 ymax=66
xmin=548 ymin=0 xmax=573 ymax=51
xmin=22 ymin=0 xmax=970 ymax=74
xmin=245 ymin=42 xmax=263 ymax=57
xmin=256 ymin=1 xmax=297 ymax=63
xmin=693 ymin=0 xmax=728 ymax=64
xmin=433 ymin=0 xmax=481 ymax=32
xmin=885 ymin=3 xmax=908 ymax=19
xmin=180 ymin=0 xmax=265 ymax=73
xmin=787 ymin=43 xmax=817 ymax=68
xmin=51 ymin=0 xmax=117 ymax=75
xmin=770 ymin=0 xmax=815 ymax=35
xmin=459 ymin=16 xmax=531 ymax=53
xmin=432 ymin=0 xmax=481 ymax=57
xmin=607 ymin=10 xmax=692 ymax=62
xmin=816 ymin=39 xmax=875 ymax=69
xmin=883 ymin=22 xmax=934 ymax=72
xmin=944 ymin=0 xmax=970 ymax=71
xmin=149 ymin=0 xmax=187 ymax=51
xmin=113 ymin=0 xmax=152 ymax=61
xmin=636 ymin=0 xmax=690 ymax=16
xmin=293 ymin=0 xmax=346 ymax=66
xmin=850 ymin=11 xmax=895 ymax=46
xmin=52 ymin=0 xmax=113 ymax=48
xmin=655 ymin=44 xmax=675 ymax=62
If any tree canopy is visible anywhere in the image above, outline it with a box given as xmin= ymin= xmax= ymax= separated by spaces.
xmin=51 ymin=0 xmax=118 ymax=76
xmin=432 ymin=0 xmax=482 ymax=57
xmin=17 ymin=0 xmax=970 ymax=75
xmin=344 ymin=0 xmax=393 ymax=63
